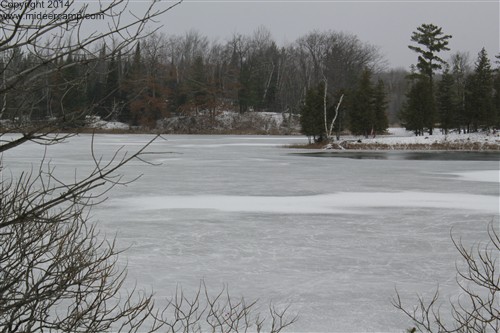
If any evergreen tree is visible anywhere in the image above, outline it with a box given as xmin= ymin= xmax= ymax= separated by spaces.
xmin=372 ymin=79 xmax=389 ymax=135
xmin=105 ymin=52 xmax=122 ymax=120
xmin=64 ymin=52 xmax=87 ymax=115
xmin=494 ymin=54 xmax=500 ymax=128
xmin=437 ymin=66 xmax=457 ymax=134
xmin=409 ymin=23 xmax=452 ymax=85
xmin=407 ymin=23 xmax=452 ymax=135
xmin=300 ymin=82 xmax=326 ymax=142
xmin=400 ymin=76 xmax=433 ymax=136
xmin=87 ymin=44 xmax=108 ymax=118
xmin=238 ymin=58 xmax=260 ymax=113
xmin=348 ymin=71 xmax=389 ymax=137
xmin=47 ymin=51 xmax=87 ymax=123
xmin=465 ymin=48 xmax=495 ymax=131
xmin=348 ymin=70 xmax=374 ymax=137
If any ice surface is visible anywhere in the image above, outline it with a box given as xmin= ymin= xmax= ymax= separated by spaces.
xmin=4 ymin=134 xmax=500 ymax=332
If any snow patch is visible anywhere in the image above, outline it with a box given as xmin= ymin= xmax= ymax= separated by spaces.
xmin=448 ymin=170 xmax=499 ymax=183
xmin=115 ymin=192 xmax=498 ymax=215
xmin=356 ymin=128 xmax=500 ymax=146
xmin=85 ymin=116 xmax=129 ymax=130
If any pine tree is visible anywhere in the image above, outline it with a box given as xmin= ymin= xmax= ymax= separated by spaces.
xmin=238 ymin=58 xmax=260 ymax=113
xmin=465 ymin=48 xmax=494 ymax=131
xmin=409 ymin=23 xmax=452 ymax=85
xmin=437 ymin=66 xmax=457 ymax=134
xmin=65 ymin=52 xmax=87 ymax=115
xmin=400 ymin=76 xmax=433 ymax=136
xmin=103 ymin=52 xmax=121 ymax=120
xmin=300 ymin=82 xmax=326 ymax=142
xmin=123 ymin=42 xmax=145 ymax=126
xmin=87 ymin=44 xmax=108 ymax=119
xmin=47 ymin=51 xmax=87 ymax=123
xmin=494 ymin=54 xmax=500 ymax=128
xmin=407 ymin=23 xmax=452 ymax=135
xmin=348 ymin=71 xmax=388 ymax=137
xmin=348 ymin=70 xmax=374 ymax=137
xmin=372 ymin=79 xmax=389 ymax=135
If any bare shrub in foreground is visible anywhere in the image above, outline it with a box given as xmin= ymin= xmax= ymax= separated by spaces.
xmin=393 ymin=224 xmax=499 ymax=333
xmin=1 ymin=0 xmax=181 ymax=330
xmin=0 ymin=137 xmax=165 ymax=332
xmin=161 ymin=283 xmax=297 ymax=332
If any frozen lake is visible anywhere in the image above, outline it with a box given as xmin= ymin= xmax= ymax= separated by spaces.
xmin=5 ymin=134 xmax=500 ymax=332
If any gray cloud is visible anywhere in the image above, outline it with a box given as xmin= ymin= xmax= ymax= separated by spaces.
xmin=156 ymin=0 xmax=499 ymax=68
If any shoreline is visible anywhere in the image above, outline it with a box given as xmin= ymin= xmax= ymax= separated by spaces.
xmin=287 ymin=141 xmax=500 ymax=151
xmin=3 ymin=126 xmax=500 ymax=151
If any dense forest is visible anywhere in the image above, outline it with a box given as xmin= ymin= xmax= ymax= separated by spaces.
xmin=1 ymin=25 xmax=499 ymax=138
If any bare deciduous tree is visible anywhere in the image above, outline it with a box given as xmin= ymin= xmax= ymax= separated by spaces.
xmin=393 ymin=224 xmax=499 ymax=333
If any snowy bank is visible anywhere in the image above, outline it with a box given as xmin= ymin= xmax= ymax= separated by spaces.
xmin=157 ymin=111 xmax=300 ymax=135
xmin=85 ymin=116 xmax=130 ymax=130
xmin=328 ymin=128 xmax=500 ymax=151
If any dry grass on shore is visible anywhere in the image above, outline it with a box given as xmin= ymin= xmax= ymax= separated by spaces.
xmin=287 ymin=140 xmax=500 ymax=151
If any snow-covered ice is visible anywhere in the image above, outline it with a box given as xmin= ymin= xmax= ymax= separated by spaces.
xmin=116 ymin=192 xmax=499 ymax=215
xmin=448 ymin=170 xmax=499 ymax=183
xmin=4 ymin=134 xmax=499 ymax=332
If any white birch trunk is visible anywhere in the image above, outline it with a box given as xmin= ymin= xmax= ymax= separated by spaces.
xmin=328 ymin=94 xmax=344 ymax=139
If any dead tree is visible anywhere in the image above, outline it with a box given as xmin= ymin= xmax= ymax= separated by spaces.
xmin=393 ymin=223 xmax=499 ymax=333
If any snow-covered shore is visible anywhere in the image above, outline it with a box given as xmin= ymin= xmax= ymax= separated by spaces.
xmin=83 ymin=116 xmax=500 ymax=150
xmin=329 ymin=128 xmax=500 ymax=150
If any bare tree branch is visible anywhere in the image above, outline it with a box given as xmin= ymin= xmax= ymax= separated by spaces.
xmin=393 ymin=223 xmax=499 ymax=333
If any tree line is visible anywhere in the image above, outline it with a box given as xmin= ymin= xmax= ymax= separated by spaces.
xmin=401 ymin=23 xmax=500 ymax=135
xmin=1 ymin=26 xmax=385 ymax=131
xmin=301 ymin=23 xmax=500 ymax=142
xmin=1 ymin=24 xmax=499 ymax=138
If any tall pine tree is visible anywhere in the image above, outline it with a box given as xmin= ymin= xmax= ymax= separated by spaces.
xmin=406 ymin=23 xmax=452 ymax=135
xmin=409 ymin=24 xmax=452 ymax=85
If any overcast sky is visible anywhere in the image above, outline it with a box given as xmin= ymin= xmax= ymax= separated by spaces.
xmin=155 ymin=0 xmax=499 ymax=69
